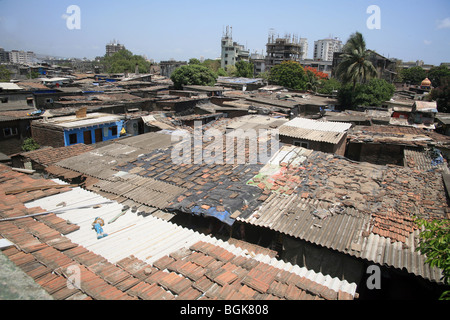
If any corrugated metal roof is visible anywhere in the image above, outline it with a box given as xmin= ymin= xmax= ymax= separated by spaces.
xmin=237 ymin=193 xmax=369 ymax=253
xmin=281 ymin=118 xmax=352 ymax=132
xmin=404 ymin=147 xmax=450 ymax=173
xmin=0 ymin=82 xmax=23 ymax=90
xmin=93 ymin=173 xmax=187 ymax=209
xmin=279 ymin=126 xmax=346 ymax=144
xmin=236 ymin=192 xmax=444 ymax=283
xmin=279 ymin=118 xmax=351 ymax=144
xmin=25 ymin=186 xmax=357 ymax=297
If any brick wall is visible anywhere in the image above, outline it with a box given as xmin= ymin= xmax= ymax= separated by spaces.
xmin=31 ymin=125 xmax=65 ymax=148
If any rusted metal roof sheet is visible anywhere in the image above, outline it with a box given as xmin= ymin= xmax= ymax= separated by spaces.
xmin=93 ymin=174 xmax=187 ymax=209
xmin=236 ymin=193 xmax=444 ymax=283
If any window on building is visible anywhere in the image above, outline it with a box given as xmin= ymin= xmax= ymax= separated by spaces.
xmin=1 ymin=97 xmax=8 ymax=103
xmin=69 ymin=133 xmax=77 ymax=144
xmin=110 ymin=126 xmax=118 ymax=136
xmin=294 ymin=140 xmax=309 ymax=149
xmin=3 ymin=127 xmax=18 ymax=137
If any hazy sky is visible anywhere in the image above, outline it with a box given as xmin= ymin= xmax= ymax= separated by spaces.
xmin=1 ymin=0 xmax=449 ymax=64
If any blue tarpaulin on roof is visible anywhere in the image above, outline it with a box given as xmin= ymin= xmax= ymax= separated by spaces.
xmin=190 ymin=205 xmax=235 ymax=226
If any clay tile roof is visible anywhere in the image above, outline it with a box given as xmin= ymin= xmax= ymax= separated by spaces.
xmin=19 ymin=144 xmax=95 ymax=167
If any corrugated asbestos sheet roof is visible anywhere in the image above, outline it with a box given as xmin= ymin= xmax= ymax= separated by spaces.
xmin=279 ymin=118 xmax=351 ymax=144
xmin=49 ymin=132 xmax=180 ymax=219
xmin=236 ymin=193 xmax=444 ymax=283
xmin=93 ymin=174 xmax=187 ymax=209
xmin=279 ymin=126 xmax=346 ymax=144
xmin=22 ymin=186 xmax=357 ymax=300
xmin=281 ymin=118 xmax=352 ymax=133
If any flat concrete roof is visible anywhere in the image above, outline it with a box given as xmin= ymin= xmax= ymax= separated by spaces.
xmin=34 ymin=112 xmax=124 ymax=129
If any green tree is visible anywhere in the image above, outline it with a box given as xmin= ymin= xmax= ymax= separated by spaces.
xmin=268 ymin=61 xmax=307 ymax=90
xmin=170 ymin=64 xmax=218 ymax=89
xmin=429 ymin=77 xmax=450 ymax=113
xmin=201 ymin=59 xmax=221 ymax=73
xmin=400 ymin=66 xmax=427 ymax=85
xmin=335 ymin=31 xmax=377 ymax=89
xmin=225 ymin=65 xmax=238 ymax=77
xmin=305 ymin=70 xmax=321 ymax=93
xmin=27 ymin=71 xmax=39 ymax=79
xmin=21 ymin=138 xmax=40 ymax=152
xmin=338 ymin=78 xmax=395 ymax=108
xmin=216 ymin=68 xmax=227 ymax=77
xmin=415 ymin=218 xmax=450 ymax=300
xmin=189 ymin=58 xmax=201 ymax=65
xmin=318 ymin=78 xmax=341 ymax=95
xmin=428 ymin=66 xmax=450 ymax=88
xmin=100 ymin=49 xmax=151 ymax=74
xmin=0 ymin=65 xmax=11 ymax=82
xmin=256 ymin=71 xmax=270 ymax=82
xmin=235 ymin=60 xmax=254 ymax=78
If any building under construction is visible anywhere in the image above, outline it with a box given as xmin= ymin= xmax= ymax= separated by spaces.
xmin=265 ymin=31 xmax=305 ymax=70
xmin=106 ymin=40 xmax=125 ymax=57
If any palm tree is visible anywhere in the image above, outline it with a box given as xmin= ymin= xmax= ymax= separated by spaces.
xmin=305 ymin=70 xmax=321 ymax=93
xmin=335 ymin=32 xmax=378 ymax=89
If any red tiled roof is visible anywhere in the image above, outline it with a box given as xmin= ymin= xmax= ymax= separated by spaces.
xmin=19 ymin=144 xmax=94 ymax=167
xmin=0 ymin=164 xmax=354 ymax=300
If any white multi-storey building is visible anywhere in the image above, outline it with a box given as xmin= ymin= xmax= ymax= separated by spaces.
xmin=220 ymin=26 xmax=249 ymax=70
xmin=299 ymin=38 xmax=308 ymax=60
xmin=9 ymin=50 xmax=35 ymax=64
xmin=313 ymin=38 xmax=343 ymax=62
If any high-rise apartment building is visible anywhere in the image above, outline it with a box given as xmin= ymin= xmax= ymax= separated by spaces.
xmin=220 ymin=26 xmax=250 ymax=70
xmin=313 ymin=37 xmax=343 ymax=62
xmin=106 ymin=40 xmax=125 ymax=57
